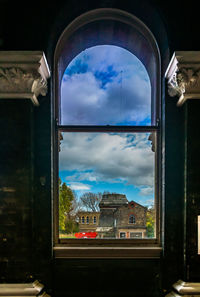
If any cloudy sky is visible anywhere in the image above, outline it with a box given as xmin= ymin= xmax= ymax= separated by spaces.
xmin=61 ymin=45 xmax=151 ymax=125
xmin=59 ymin=45 xmax=154 ymax=207
xmin=59 ymin=132 xmax=155 ymax=206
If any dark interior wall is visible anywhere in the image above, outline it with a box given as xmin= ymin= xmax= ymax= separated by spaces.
xmin=163 ymin=92 xmax=185 ymax=287
xmin=0 ymin=100 xmax=33 ymax=282
xmin=185 ymin=100 xmax=200 ymax=281
xmin=53 ymin=258 xmax=161 ymax=297
xmin=0 ymin=96 xmax=52 ymax=286
xmin=0 ymin=1 xmax=200 ymax=297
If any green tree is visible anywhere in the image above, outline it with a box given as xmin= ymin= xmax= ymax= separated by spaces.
xmin=146 ymin=207 xmax=155 ymax=238
xmin=59 ymin=178 xmax=74 ymax=232
xmin=65 ymin=218 xmax=79 ymax=234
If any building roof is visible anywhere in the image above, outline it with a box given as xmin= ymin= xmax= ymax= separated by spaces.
xmin=99 ymin=193 xmax=128 ymax=207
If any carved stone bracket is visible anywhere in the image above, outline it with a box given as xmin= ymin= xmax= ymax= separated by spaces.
xmin=0 ymin=51 xmax=50 ymax=106
xmin=165 ymin=51 xmax=200 ymax=106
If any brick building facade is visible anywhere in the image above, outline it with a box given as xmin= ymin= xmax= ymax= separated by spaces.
xmin=78 ymin=194 xmax=147 ymax=239
xmin=78 ymin=211 xmax=100 ymax=233
xmin=97 ymin=194 xmax=147 ymax=238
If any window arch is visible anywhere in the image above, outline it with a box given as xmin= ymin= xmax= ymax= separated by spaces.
xmin=60 ymin=44 xmax=151 ymax=126
xmin=54 ymin=8 xmax=162 ymax=254
xmin=55 ymin=8 xmax=161 ymax=126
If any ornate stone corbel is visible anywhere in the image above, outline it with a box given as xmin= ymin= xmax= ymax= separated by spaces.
xmin=0 ymin=51 xmax=50 ymax=106
xmin=165 ymin=51 xmax=200 ymax=106
xmin=148 ymin=132 xmax=156 ymax=152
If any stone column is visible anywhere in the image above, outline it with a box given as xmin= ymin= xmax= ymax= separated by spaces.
xmin=165 ymin=52 xmax=200 ymax=286
xmin=0 ymin=52 xmax=51 ymax=287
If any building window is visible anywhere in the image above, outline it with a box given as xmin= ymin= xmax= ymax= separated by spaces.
xmin=86 ymin=216 xmax=89 ymax=224
xmin=54 ymin=8 xmax=161 ymax=256
xmin=120 ymin=232 xmax=126 ymax=238
xmin=81 ymin=216 xmax=85 ymax=224
xmin=129 ymin=215 xmax=136 ymax=224
xmin=130 ymin=232 xmax=142 ymax=238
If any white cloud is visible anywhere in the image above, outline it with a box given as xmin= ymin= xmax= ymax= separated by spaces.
xmin=143 ymin=199 xmax=154 ymax=207
xmin=137 ymin=198 xmax=154 ymax=207
xmin=67 ymin=171 xmax=98 ymax=182
xmin=61 ymin=45 xmax=151 ymax=125
xmin=68 ymin=182 xmax=91 ymax=191
xmin=59 ymin=133 xmax=154 ymax=189
xmin=139 ymin=186 xmax=154 ymax=196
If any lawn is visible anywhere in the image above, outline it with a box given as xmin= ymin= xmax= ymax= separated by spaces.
xmin=59 ymin=233 xmax=76 ymax=238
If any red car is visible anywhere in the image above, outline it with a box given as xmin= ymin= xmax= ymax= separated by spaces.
xmin=75 ymin=232 xmax=98 ymax=239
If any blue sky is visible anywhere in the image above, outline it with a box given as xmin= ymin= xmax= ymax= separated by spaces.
xmin=61 ymin=45 xmax=151 ymax=126
xmin=60 ymin=46 xmax=154 ymax=207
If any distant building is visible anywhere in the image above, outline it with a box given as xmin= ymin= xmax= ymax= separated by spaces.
xmin=78 ymin=194 xmax=147 ymax=238
xmin=97 ymin=193 xmax=147 ymax=239
xmin=78 ymin=211 xmax=100 ymax=233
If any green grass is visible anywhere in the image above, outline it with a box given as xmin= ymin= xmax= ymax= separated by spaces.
xmin=59 ymin=233 xmax=76 ymax=238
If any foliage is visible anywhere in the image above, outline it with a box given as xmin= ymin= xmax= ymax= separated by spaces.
xmin=59 ymin=178 xmax=75 ymax=232
xmin=146 ymin=207 xmax=155 ymax=238
xmin=80 ymin=192 xmax=102 ymax=211
xmin=65 ymin=218 xmax=79 ymax=234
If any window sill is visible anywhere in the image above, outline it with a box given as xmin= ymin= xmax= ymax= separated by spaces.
xmin=54 ymin=246 xmax=162 ymax=259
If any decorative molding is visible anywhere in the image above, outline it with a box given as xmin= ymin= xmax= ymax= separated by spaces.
xmin=0 ymin=51 xmax=50 ymax=106
xmin=165 ymin=51 xmax=200 ymax=106
xmin=0 ymin=280 xmax=50 ymax=297
xmin=58 ymin=130 xmax=63 ymax=152
xmin=165 ymin=280 xmax=200 ymax=297
xmin=148 ymin=132 xmax=156 ymax=152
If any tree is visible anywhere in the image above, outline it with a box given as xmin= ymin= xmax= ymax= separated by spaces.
xmin=65 ymin=218 xmax=79 ymax=234
xmin=80 ymin=192 xmax=102 ymax=212
xmin=59 ymin=178 xmax=74 ymax=232
xmin=146 ymin=207 xmax=155 ymax=238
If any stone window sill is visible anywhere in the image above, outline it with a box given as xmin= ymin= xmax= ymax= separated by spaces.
xmin=54 ymin=246 xmax=162 ymax=259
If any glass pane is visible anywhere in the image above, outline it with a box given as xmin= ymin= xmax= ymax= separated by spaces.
xmin=59 ymin=132 xmax=156 ymax=239
xmin=61 ymin=45 xmax=151 ymax=126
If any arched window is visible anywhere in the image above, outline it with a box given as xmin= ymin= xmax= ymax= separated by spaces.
xmin=54 ymin=8 xmax=161 ymax=253
xmin=86 ymin=216 xmax=89 ymax=224
xmin=81 ymin=216 xmax=85 ymax=224
xmin=93 ymin=216 xmax=97 ymax=224
xmin=60 ymin=45 xmax=151 ymax=126
xmin=129 ymin=215 xmax=136 ymax=224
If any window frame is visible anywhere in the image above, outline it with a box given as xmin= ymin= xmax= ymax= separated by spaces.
xmin=53 ymin=8 xmax=162 ymax=258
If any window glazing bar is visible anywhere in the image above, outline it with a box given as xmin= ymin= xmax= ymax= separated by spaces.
xmin=57 ymin=125 xmax=159 ymax=133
